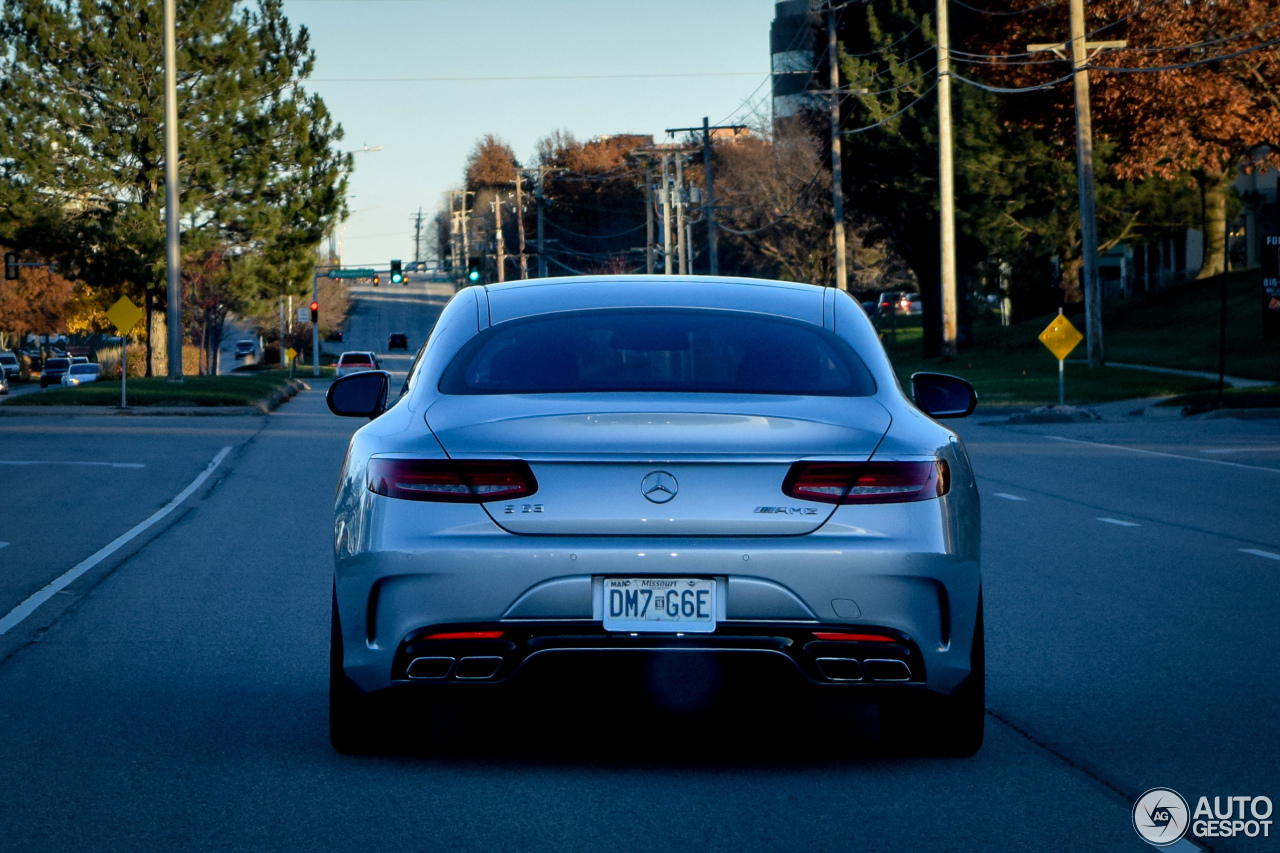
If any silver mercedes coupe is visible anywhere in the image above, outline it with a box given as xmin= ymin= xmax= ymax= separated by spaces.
xmin=326 ymin=276 xmax=983 ymax=755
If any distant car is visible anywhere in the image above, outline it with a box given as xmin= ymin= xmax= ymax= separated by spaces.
xmin=326 ymin=331 xmax=344 ymax=343
xmin=335 ymin=351 xmax=380 ymax=378
xmin=388 ymin=333 xmax=409 ymax=351
xmin=234 ymin=340 xmax=256 ymax=360
xmin=898 ymin=295 xmax=922 ymax=316
xmin=69 ymin=356 xmax=89 ymax=365
xmin=0 ymin=371 xmax=8 ymax=395
xmin=860 ymin=301 xmax=877 ymax=316
xmin=40 ymin=357 xmax=71 ymax=387
xmin=0 ymin=352 xmax=20 ymax=379
xmin=876 ymin=291 xmax=904 ymax=316
xmin=61 ymin=363 xmax=102 ymax=386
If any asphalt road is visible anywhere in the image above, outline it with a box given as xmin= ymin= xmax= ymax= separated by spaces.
xmin=0 ymin=295 xmax=1276 ymax=850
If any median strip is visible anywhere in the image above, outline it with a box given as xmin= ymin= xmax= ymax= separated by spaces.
xmin=0 ymin=446 xmax=232 ymax=636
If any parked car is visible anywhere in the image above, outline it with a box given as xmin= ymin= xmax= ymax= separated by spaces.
xmin=0 ymin=370 xmax=8 ymax=395
xmin=388 ymin=333 xmax=409 ymax=351
xmin=233 ymin=340 xmax=256 ymax=360
xmin=326 ymin=330 xmax=344 ymax=343
xmin=335 ymin=351 xmax=380 ymax=378
xmin=40 ymin=357 xmax=71 ymax=387
xmin=61 ymin=363 xmax=102 ymax=386
xmin=0 ymin=352 xmax=20 ymax=379
xmin=876 ymin=291 xmax=904 ymax=316
xmin=69 ymin=356 xmax=89 ymax=365
xmin=898 ymin=294 xmax=922 ymax=316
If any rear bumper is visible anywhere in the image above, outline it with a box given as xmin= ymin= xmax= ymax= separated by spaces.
xmin=335 ymin=532 xmax=979 ymax=696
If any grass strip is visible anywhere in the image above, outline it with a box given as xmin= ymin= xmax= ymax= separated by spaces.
xmin=4 ymin=373 xmax=297 ymax=407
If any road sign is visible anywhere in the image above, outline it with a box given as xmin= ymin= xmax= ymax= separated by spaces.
xmin=1039 ymin=314 xmax=1083 ymax=361
xmin=285 ymin=347 xmax=297 ymax=363
xmin=105 ymin=296 xmax=144 ymax=333
xmin=328 ymin=268 xmax=377 ymax=279
xmin=297 ymin=305 xmax=310 ymax=324
xmin=1265 ymin=235 xmax=1280 ymax=339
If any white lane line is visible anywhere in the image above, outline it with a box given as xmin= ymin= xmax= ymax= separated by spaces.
xmin=0 ymin=460 xmax=145 ymax=469
xmin=1201 ymin=446 xmax=1280 ymax=455
xmin=994 ymin=492 xmax=1028 ymax=501
xmin=0 ymin=446 xmax=231 ymax=636
xmin=0 ymin=542 xmax=7 ymax=549
xmin=1097 ymin=517 xmax=1141 ymax=527
xmin=1240 ymin=548 xmax=1280 ymax=561
xmin=1045 ymin=435 xmax=1280 ymax=474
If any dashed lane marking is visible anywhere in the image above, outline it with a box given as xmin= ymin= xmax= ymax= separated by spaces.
xmin=993 ymin=492 xmax=1027 ymax=501
xmin=1240 ymin=548 xmax=1280 ymax=561
xmin=1045 ymin=435 xmax=1280 ymax=474
xmin=1097 ymin=518 xmax=1141 ymax=527
xmin=0 ymin=447 xmax=231 ymax=636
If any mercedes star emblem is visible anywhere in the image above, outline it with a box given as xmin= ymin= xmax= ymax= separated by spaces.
xmin=641 ymin=470 xmax=678 ymax=504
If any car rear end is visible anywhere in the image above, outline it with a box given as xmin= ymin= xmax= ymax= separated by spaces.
xmin=329 ymin=278 xmax=982 ymax=754
xmin=40 ymin=358 xmax=70 ymax=387
xmin=335 ymin=352 xmax=375 ymax=378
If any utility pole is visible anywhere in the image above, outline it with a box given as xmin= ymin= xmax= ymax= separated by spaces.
xmin=494 ymin=196 xmax=505 ymax=283
xmin=311 ymin=272 xmax=320 ymax=378
xmin=1029 ymin=0 xmax=1125 ymax=368
xmin=536 ymin=167 xmax=548 ymax=278
xmin=664 ymin=118 xmax=746 ymax=276
xmin=938 ymin=0 xmax=958 ymax=357
xmin=162 ymin=0 xmax=182 ymax=380
xmin=645 ymin=159 xmax=656 ymax=274
xmin=461 ymin=191 xmax=471 ymax=278
xmin=828 ymin=4 xmax=847 ymax=291
xmin=413 ymin=207 xmax=423 ymax=265
xmin=515 ymin=173 xmax=528 ymax=279
xmin=661 ymin=153 xmax=674 ymax=275
xmin=675 ymin=154 xmax=687 ymax=275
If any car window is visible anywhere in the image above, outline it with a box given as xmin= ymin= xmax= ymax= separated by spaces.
xmin=46 ymin=359 xmax=70 ymax=369
xmin=339 ymin=354 xmax=372 ymax=365
xmin=440 ymin=308 xmax=876 ymax=397
xmin=70 ymin=364 xmax=98 ymax=375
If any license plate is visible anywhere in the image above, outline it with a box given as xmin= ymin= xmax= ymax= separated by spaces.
xmin=603 ymin=578 xmax=716 ymax=633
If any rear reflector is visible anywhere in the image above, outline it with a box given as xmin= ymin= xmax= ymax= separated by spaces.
xmin=368 ymin=459 xmax=536 ymax=503
xmin=783 ymin=460 xmax=949 ymax=504
xmin=812 ymin=632 xmax=897 ymax=643
xmin=418 ymin=630 xmax=505 ymax=641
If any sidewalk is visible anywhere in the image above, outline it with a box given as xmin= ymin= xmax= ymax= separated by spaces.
xmin=1066 ymin=359 xmax=1273 ymax=388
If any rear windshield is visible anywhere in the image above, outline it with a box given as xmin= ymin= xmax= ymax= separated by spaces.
xmin=45 ymin=359 xmax=69 ymax=369
xmin=70 ymin=364 xmax=99 ymax=375
xmin=440 ymin=309 xmax=875 ymax=396
xmin=339 ymin=354 xmax=372 ymax=365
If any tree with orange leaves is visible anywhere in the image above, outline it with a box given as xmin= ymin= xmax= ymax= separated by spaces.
xmin=971 ymin=0 xmax=1280 ymax=277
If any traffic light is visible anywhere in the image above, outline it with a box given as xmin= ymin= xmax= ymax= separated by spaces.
xmin=310 ymin=300 xmax=319 ymax=323
xmin=372 ymin=274 xmax=380 ymax=286
xmin=4 ymin=252 xmax=17 ymax=281
xmin=467 ymin=259 xmax=481 ymax=283
xmin=390 ymin=259 xmax=403 ymax=284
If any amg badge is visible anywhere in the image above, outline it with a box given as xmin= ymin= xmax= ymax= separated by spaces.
xmin=754 ymin=506 xmax=819 ymax=515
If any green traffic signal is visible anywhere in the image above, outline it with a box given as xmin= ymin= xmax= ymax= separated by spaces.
xmin=390 ymin=259 xmax=403 ymax=284
xmin=468 ymin=269 xmax=481 ymax=282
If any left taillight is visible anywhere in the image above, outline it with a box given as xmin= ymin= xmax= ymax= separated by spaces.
xmin=367 ymin=459 xmax=537 ymax=503
xmin=782 ymin=460 xmax=950 ymax=504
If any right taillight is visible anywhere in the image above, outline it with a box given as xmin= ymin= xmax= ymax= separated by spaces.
xmin=783 ymin=460 xmax=949 ymax=504
xmin=368 ymin=459 xmax=537 ymax=503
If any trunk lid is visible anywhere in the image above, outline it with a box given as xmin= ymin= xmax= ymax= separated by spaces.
xmin=425 ymin=395 xmax=891 ymax=536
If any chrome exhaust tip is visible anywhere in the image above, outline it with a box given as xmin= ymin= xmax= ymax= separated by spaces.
xmin=406 ymin=656 xmax=455 ymax=680
xmin=863 ymin=659 xmax=912 ymax=682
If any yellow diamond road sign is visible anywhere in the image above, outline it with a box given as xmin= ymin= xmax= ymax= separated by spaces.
xmin=105 ymin=296 xmax=144 ymax=334
xmin=286 ymin=347 xmax=297 ymax=363
xmin=1039 ymin=314 xmax=1083 ymax=361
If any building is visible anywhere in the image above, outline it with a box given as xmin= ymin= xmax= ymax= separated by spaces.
xmin=771 ymin=0 xmax=823 ymax=123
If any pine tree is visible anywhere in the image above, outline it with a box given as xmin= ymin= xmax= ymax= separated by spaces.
xmin=0 ymin=0 xmax=349 ymax=373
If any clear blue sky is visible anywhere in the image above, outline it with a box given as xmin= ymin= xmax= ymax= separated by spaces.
xmin=284 ymin=0 xmax=777 ymax=268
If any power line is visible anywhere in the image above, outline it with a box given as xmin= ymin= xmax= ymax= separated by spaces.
xmin=950 ymin=0 xmax=1063 ymax=16
xmin=1091 ymin=36 xmax=1280 ymax=72
xmin=310 ymin=71 xmax=767 ymax=83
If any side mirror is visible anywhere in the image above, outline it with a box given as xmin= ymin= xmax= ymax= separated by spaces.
xmin=911 ymin=372 xmax=978 ymax=419
xmin=327 ymin=370 xmax=390 ymax=419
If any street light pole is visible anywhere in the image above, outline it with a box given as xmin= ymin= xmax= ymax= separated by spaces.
xmin=163 ymin=0 xmax=182 ymax=381
xmin=938 ymin=0 xmax=959 ymax=357
xmin=828 ymin=5 xmax=847 ymax=291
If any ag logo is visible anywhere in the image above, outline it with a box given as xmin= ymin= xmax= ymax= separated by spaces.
xmin=1133 ymin=788 xmax=1190 ymax=846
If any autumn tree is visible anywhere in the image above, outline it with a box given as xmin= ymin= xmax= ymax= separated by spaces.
xmin=973 ymin=0 xmax=1280 ymax=277
xmin=0 ymin=248 xmax=74 ymax=350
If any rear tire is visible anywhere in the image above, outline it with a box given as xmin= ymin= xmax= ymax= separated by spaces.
xmin=330 ymin=591 xmax=382 ymax=755
xmin=881 ymin=595 xmax=985 ymax=757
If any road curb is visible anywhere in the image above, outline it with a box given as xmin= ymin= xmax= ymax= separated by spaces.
xmin=0 ymin=379 xmax=308 ymax=416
